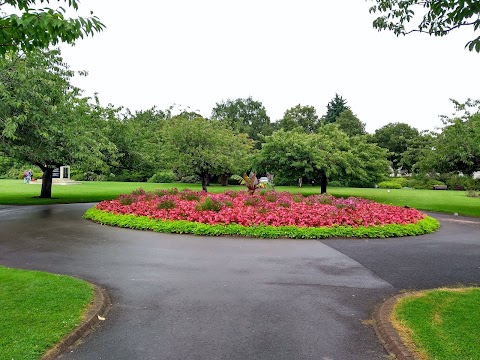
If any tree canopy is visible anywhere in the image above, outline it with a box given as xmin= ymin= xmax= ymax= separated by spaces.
xmin=323 ymin=93 xmax=350 ymax=124
xmin=160 ymin=116 xmax=255 ymax=191
xmin=0 ymin=49 xmax=115 ymax=197
xmin=335 ymin=109 xmax=366 ymax=137
xmin=0 ymin=0 xmax=104 ymax=55
xmin=211 ymin=97 xmax=273 ymax=146
xmin=276 ymin=104 xmax=319 ymax=133
xmin=368 ymin=0 xmax=480 ymax=52
xmin=256 ymin=125 xmax=389 ymax=193
xmin=372 ymin=122 xmax=419 ymax=176
xmin=414 ymin=107 xmax=480 ymax=175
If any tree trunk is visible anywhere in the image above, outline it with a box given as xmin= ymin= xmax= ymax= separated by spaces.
xmin=320 ymin=175 xmax=327 ymax=194
xmin=221 ymin=174 xmax=229 ymax=186
xmin=201 ymin=173 xmax=208 ymax=192
xmin=40 ymin=167 xmax=54 ymax=198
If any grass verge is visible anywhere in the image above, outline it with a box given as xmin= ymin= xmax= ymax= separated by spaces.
xmin=392 ymin=288 xmax=480 ymax=360
xmin=1 ymin=179 xmax=479 ymax=217
xmin=0 ymin=266 xmax=93 ymax=360
xmin=84 ymin=207 xmax=440 ymax=239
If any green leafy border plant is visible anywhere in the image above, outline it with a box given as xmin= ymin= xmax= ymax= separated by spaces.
xmin=84 ymin=207 xmax=440 ymax=239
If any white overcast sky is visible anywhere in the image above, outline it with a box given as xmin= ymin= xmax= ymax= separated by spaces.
xmin=58 ymin=0 xmax=479 ymax=133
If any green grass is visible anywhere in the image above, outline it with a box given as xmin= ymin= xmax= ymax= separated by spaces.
xmin=393 ymin=288 xmax=480 ymax=360
xmin=0 ymin=266 xmax=93 ymax=360
xmin=1 ymin=180 xmax=479 ymax=217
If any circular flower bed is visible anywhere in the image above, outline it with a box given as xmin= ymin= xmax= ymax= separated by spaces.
xmin=85 ymin=189 xmax=439 ymax=238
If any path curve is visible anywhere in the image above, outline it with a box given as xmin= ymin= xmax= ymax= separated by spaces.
xmin=0 ymin=204 xmax=479 ymax=360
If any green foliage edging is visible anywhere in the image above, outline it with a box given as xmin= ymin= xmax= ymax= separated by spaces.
xmin=83 ymin=208 xmax=439 ymax=239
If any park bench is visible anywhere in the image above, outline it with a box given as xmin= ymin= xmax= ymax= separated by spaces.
xmin=433 ymin=184 xmax=448 ymax=190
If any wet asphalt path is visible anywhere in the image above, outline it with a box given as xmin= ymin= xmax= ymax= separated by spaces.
xmin=0 ymin=204 xmax=479 ymax=360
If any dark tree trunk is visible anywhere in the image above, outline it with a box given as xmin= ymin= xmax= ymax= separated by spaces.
xmin=205 ymin=174 xmax=210 ymax=186
xmin=40 ymin=167 xmax=54 ymax=198
xmin=320 ymin=175 xmax=327 ymax=194
xmin=221 ymin=174 xmax=229 ymax=186
xmin=201 ymin=173 xmax=208 ymax=192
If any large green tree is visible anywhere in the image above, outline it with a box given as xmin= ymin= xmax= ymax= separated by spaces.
xmin=372 ymin=122 xmax=419 ymax=176
xmin=368 ymin=0 xmax=480 ymax=52
xmin=256 ymin=125 xmax=388 ymax=193
xmin=0 ymin=0 xmax=104 ymax=55
xmin=276 ymin=104 xmax=319 ymax=133
xmin=416 ymin=113 xmax=480 ymax=175
xmin=400 ymin=130 xmax=436 ymax=174
xmin=211 ymin=97 xmax=273 ymax=146
xmin=0 ymin=49 xmax=115 ymax=197
xmin=160 ymin=116 xmax=255 ymax=191
xmin=103 ymin=106 xmax=169 ymax=182
xmin=323 ymin=93 xmax=350 ymax=124
xmin=335 ymin=109 xmax=366 ymax=137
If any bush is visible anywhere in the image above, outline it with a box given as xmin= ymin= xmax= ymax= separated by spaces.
xmin=444 ymin=176 xmax=480 ymax=191
xmin=328 ymin=180 xmax=344 ymax=188
xmin=390 ymin=177 xmax=409 ymax=186
xmin=179 ymin=175 xmax=200 ymax=183
xmin=378 ymin=181 xmax=402 ymax=189
xmin=148 ymin=170 xmax=177 ymax=183
xmin=406 ymin=179 xmax=446 ymax=190
xmin=157 ymin=199 xmax=176 ymax=210
xmin=195 ymin=197 xmax=223 ymax=212
xmin=467 ymin=190 xmax=480 ymax=198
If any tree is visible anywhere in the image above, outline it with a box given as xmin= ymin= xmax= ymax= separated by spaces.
xmin=335 ymin=109 xmax=366 ymax=137
xmin=368 ymin=0 xmax=480 ymax=52
xmin=211 ymin=97 xmax=273 ymax=146
xmin=372 ymin=122 xmax=419 ymax=176
xmin=400 ymin=130 xmax=436 ymax=174
xmin=256 ymin=125 xmax=389 ymax=193
xmin=0 ymin=49 xmax=115 ymax=197
xmin=416 ymin=113 xmax=480 ymax=175
xmin=103 ymin=106 xmax=169 ymax=182
xmin=323 ymin=93 xmax=350 ymax=124
xmin=160 ymin=116 xmax=255 ymax=191
xmin=276 ymin=104 xmax=319 ymax=133
xmin=0 ymin=0 xmax=104 ymax=55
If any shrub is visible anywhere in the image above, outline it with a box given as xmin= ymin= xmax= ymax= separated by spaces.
xmin=467 ymin=190 xmax=480 ymax=198
xmin=179 ymin=175 xmax=200 ymax=183
xmin=328 ymin=180 xmax=344 ymax=188
xmin=148 ymin=170 xmax=177 ymax=183
xmin=390 ymin=177 xmax=409 ymax=186
xmin=406 ymin=179 xmax=446 ymax=190
xmin=378 ymin=181 xmax=402 ymax=189
xmin=119 ymin=195 xmax=135 ymax=205
xmin=264 ymin=192 xmax=279 ymax=202
xmin=244 ymin=197 xmax=261 ymax=206
xmin=157 ymin=199 xmax=176 ymax=210
xmin=195 ymin=197 xmax=224 ymax=212
xmin=178 ymin=190 xmax=201 ymax=201
xmin=445 ymin=176 xmax=480 ymax=191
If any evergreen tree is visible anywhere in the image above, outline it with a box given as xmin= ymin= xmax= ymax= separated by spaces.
xmin=324 ymin=93 xmax=350 ymax=124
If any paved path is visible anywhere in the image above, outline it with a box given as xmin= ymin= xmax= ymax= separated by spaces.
xmin=0 ymin=204 xmax=479 ymax=360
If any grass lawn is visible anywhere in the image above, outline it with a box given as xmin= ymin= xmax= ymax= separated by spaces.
xmin=392 ymin=288 xmax=480 ymax=360
xmin=0 ymin=266 xmax=93 ymax=360
xmin=0 ymin=179 xmax=479 ymax=217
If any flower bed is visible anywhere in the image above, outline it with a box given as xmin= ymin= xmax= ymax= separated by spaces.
xmin=85 ymin=189 xmax=440 ymax=238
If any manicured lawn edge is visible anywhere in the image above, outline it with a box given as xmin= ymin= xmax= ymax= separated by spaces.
xmin=83 ymin=207 xmax=440 ymax=239
xmin=0 ymin=266 xmax=94 ymax=360
xmin=390 ymin=287 xmax=480 ymax=360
